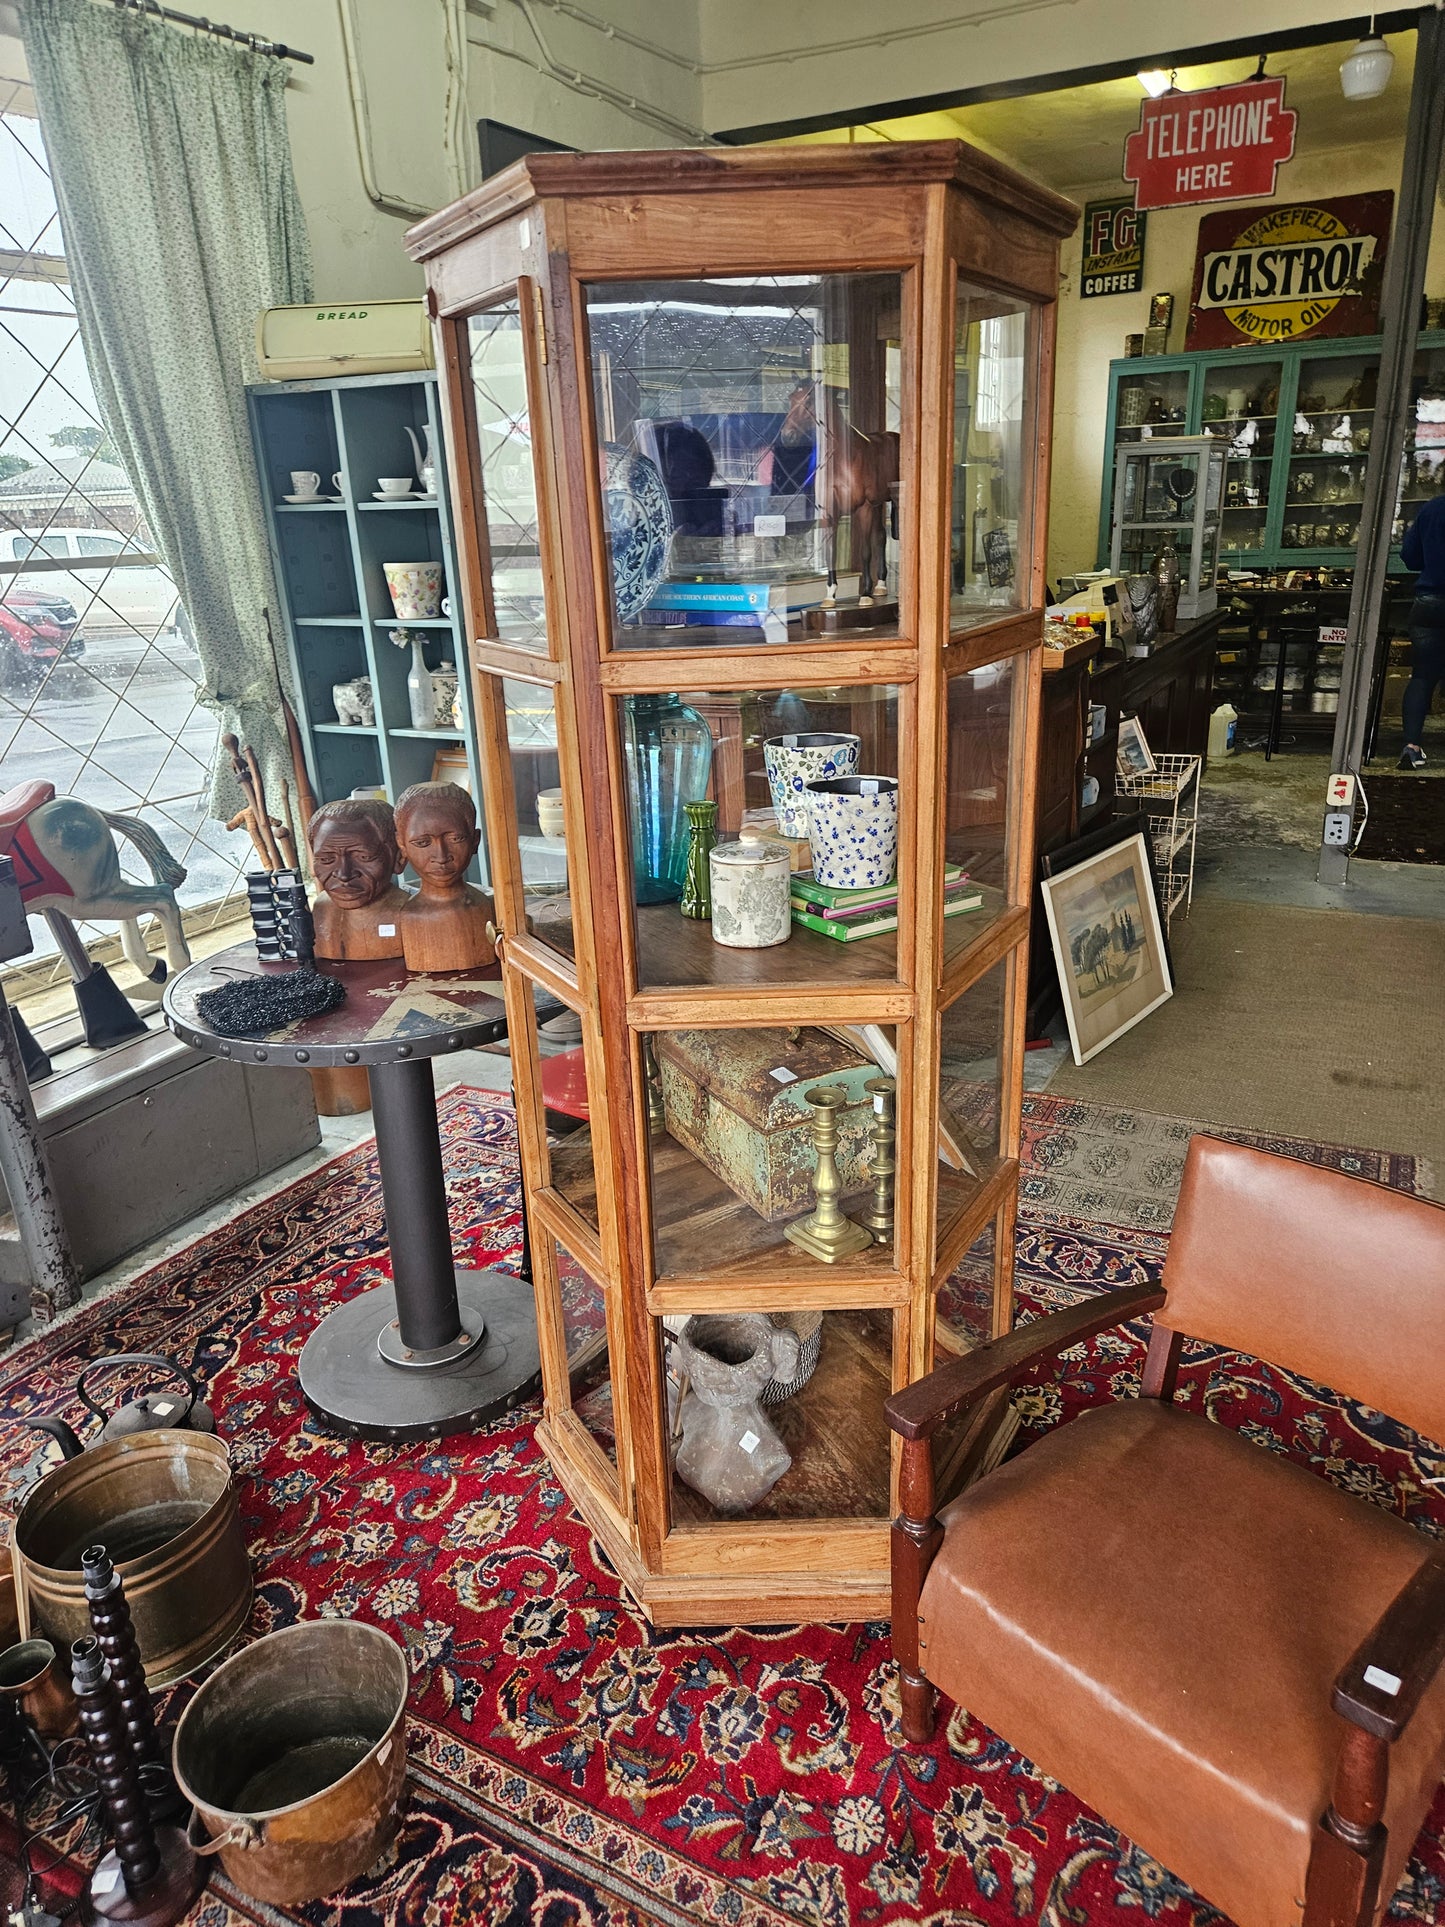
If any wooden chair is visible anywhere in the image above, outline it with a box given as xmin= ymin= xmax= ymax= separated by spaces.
xmin=886 ymin=1135 xmax=1445 ymax=1927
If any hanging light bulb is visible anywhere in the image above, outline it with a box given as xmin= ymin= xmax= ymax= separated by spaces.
xmin=1340 ymin=19 xmax=1394 ymax=100
xmin=1137 ymin=69 xmax=1172 ymax=97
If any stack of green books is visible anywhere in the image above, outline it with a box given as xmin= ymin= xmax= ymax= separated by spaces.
xmin=790 ymin=865 xmax=982 ymax=943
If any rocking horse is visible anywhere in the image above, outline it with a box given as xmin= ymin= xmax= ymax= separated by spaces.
xmin=0 ymin=779 xmax=192 ymax=1058
xmin=777 ymin=383 xmax=901 ymax=604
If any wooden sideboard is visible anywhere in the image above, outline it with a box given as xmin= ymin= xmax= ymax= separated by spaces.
xmin=1027 ymin=609 xmax=1220 ymax=1029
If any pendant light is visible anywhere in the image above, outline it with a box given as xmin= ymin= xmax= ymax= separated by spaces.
xmin=1340 ymin=20 xmax=1394 ymax=100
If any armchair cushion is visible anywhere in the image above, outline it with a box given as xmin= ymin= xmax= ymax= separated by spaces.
xmin=918 ymin=1399 xmax=1445 ymax=1927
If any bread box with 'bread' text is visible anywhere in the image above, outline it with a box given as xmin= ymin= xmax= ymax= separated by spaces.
xmin=255 ymin=301 xmax=434 ymax=380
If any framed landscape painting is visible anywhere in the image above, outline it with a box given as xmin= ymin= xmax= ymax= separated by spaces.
xmin=1041 ymin=831 xmax=1173 ymax=1065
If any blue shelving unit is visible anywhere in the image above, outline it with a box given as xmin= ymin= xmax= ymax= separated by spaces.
xmin=247 ymin=370 xmax=484 ymax=856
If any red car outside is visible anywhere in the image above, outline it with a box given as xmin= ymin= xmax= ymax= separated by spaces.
xmin=0 ymin=585 xmax=85 ymax=691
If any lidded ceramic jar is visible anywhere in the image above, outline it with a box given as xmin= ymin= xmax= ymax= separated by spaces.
xmin=709 ymin=839 xmax=791 ymax=948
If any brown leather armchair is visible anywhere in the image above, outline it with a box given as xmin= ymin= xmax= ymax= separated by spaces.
xmin=886 ymin=1135 xmax=1445 ymax=1927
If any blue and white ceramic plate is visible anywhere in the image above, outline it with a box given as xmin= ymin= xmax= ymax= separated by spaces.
xmin=603 ymin=446 xmax=673 ymax=623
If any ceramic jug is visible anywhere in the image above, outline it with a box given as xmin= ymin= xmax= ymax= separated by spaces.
xmin=673 ymin=1314 xmax=800 ymax=1514
xmin=404 ymin=424 xmax=437 ymax=496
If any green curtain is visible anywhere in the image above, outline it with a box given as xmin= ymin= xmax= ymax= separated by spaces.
xmin=20 ymin=0 xmax=313 ymax=830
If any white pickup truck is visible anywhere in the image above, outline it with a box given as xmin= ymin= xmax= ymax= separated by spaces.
xmin=2 ymin=528 xmax=188 ymax=638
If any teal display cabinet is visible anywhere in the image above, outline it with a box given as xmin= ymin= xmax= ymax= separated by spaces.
xmin=1096 ymin=330 xmax=1445 ymax=573
xmin=247 ymin=370 xmax=489 ymax=870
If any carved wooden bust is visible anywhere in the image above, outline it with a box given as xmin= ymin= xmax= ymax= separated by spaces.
xmin=394 ymin=781 xmax=496 ymax=973
xmin=308 ymin=798 xmax=412 ymax=961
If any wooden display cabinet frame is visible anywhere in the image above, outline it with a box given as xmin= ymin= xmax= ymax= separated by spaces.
xmin=409 ymin=144 xmax=1077 ymax=1624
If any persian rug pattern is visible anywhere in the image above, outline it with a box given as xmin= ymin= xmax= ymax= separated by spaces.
xmin=0 ymin=1091 xmax=1440 ymax=1927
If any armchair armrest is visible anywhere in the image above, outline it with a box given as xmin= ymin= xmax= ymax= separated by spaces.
xmin=1333 ymin=1549 xmax=1445 ymax=1743
xmin=884 ymin=1283 xmax=1166 ymax=1442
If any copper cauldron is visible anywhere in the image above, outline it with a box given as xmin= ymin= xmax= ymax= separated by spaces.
xmin=13 ymin=1431 xmax=250 ymax=1684
xmin=173 ymin=1620 xmax=409 ymax=1905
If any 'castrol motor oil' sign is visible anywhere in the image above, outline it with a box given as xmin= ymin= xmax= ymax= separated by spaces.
xmin=1185 ymin=194 xmax=1392 ymax=350
xmin=1123 ymin=77 xmax=1297 ymax=211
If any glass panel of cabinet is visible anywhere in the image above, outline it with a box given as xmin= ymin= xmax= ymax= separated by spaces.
xmin=1109 ymin=435 xmax=1225 ymax=616
xmin=1098 ymin=332 xmax=1445 ymax=573
xmin=585 ymin=272 xmax=905 ymax=649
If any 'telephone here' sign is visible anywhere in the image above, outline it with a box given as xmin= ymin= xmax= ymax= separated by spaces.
xmin=1123 ymin=77 xmax=1298 ymax=211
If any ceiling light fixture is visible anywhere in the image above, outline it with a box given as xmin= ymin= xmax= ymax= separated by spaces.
xmin=1340 ymin=20 xmax=1394 ymax=100
xmin=1137 ymin=69 xmax=1172 ymax=97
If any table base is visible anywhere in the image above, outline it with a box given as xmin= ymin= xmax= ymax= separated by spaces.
xmin=299 ymin=1270 xmax=541 ymax=1441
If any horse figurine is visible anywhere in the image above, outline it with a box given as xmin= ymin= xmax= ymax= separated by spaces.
xmin=0 ymin=780 xmax=191 ymax=1051
xmin=776 ymin=384 xmax=900 ymax=605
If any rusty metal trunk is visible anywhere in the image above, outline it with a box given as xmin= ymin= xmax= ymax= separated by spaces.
xmin=173 ymin=1620 xmax=409 ymax=1906
xmin=13 ymin=1431 xmax=250 ymax=1684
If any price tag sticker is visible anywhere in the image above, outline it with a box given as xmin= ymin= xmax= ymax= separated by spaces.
xmin=1363 ymin=1665 xmax=1402 ymax=1696
xmin=769 ymin=1066 xmax=798 ymax=1084
xmin=92 ymin=1863 xmax=123 ymax=1897
xmin=753 ymin=514 xmax=787 ymax=537
xmin=738 ymin=1431 xmax=761 ymax=1456
xmin=378 ymin=923 xmax=397 ymax=936
xmin=860 ymin=779 xmax=879 ymax=795
xmin=150 ymin=1400 xmax=177 ymax=1418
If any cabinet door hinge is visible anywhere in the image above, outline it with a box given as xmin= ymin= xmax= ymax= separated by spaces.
xmin=533 ymin=284 xmax=548 ymax=363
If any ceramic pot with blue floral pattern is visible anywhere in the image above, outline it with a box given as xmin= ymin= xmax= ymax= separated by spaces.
xmin=762 ymin=733 xmax=861 ymax=837
xmin=804 ymin=774 xmax=899 ymax=890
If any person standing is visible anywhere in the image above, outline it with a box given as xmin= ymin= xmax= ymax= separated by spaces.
xmin=1399 ymin=492 xmax=1445 ymax=768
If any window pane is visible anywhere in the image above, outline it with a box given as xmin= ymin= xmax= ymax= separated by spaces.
xmin=466 ymin=300 xmax=546 ymax=650
xmin=585 ymin=273 xmax=905 ymax=649
xmin=944 ymin=655 xmax=1019 ymax=954
xmin=557 ymin=1241 xmax=616 ymax=1470
xmin=0 ymin=106 xmax=245 ymax=1011
xmin=951 ymin=284 xmax=1033 ymax=629
xmin=936 ymin=957 xmax=1009 ymax=1241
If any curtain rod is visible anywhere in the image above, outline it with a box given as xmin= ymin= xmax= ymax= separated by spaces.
xmin=109 ymin=0 xmax=314 ymax=64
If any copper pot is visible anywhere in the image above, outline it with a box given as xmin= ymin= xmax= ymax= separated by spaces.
xmin=13 ymin=1431 xmax=250 ymax=1685
xmin=0 ymin=1637 xmax=79 ymax=1739
xmin=174 ymin=1620 xmax=408 ymax=1906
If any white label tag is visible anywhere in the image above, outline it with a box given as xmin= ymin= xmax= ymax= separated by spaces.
xmin=769 ymin=1066 xmax=798 ymax=1084
xmin=378 ymin=923 xmax=397 ymax=936
xmin=1363 ymin=1665 xmax=1402 ymax=1696
xmin=782 ymin=733 xmax=798 ymax=747
xmin=753 ymin=514 xmax=787 ymax=537
xmin=150 ymin=1399 xmax=177 ymax=1418
xmin=738 ymin=1430 xmax=760 ymax=1455
xmin=93 ymin=1863 xmax=123 ymax=1896
xmin=860 ymin=779 xmax=880 ymax=796
xmin=377 ymin=1738 xmax=393 ymax=1766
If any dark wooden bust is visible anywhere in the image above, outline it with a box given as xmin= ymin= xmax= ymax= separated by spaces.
xmin=308 ymin=798 xmax=412 ymax=961
xmin=395 ymin=782 xmax=496 ymax=973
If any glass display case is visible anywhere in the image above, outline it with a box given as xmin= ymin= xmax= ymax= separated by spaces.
xmin=411 ymin=141 xmax=1076 ymax=1624
xmin=1098 ymin=332 xmax=1445 ymax=573
xmin=1109 ymin=435 xmax=1225 ymax=618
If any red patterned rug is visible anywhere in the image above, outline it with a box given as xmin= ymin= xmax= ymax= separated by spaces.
xmin=1 ymin=1089 xmax=1441 ymax=1927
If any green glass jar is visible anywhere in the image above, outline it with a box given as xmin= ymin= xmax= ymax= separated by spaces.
xmin=680 ymin=799 xmax=718 ymax=920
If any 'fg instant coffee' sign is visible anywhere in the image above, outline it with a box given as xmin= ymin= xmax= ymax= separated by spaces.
xmin=1081 ymin=198 xmax=1146 ymax=297
xmin=1185 ymin=193 xmax=1392 ymax=350
xmin=1123 ymin=77 xmax=1296 ymax=211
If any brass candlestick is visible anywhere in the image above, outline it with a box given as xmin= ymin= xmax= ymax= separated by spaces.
xmin=853 ymin=1075 xmax=896 ymax=1244
xmin=785 ymin=1085 xmax=873 ymax=1263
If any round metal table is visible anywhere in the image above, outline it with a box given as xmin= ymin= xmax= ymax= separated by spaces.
xmin=163 ymin=943 xmax=541 ymax=1441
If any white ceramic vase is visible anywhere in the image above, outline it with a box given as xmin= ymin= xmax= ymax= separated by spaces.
xmin=709 ymin=841 xmax=791 ymax=948
xmin=804 ymin=774 xmax=900 ymax=890
xmin=762 ymin=733 xmax=861 ymax=837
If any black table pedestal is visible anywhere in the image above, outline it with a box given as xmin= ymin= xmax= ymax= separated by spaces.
xmin=298 ymin=1058 xmax=540 ymax=1440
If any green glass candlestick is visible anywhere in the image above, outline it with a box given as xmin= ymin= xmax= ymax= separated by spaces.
xmin=680 ymin=799 xmax=718 ymax=920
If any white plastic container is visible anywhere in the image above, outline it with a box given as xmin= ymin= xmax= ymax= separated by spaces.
xmin=1208 ymin=702 xmax=1238 ymax=762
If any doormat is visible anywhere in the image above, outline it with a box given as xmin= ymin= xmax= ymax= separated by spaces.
xmin=0 ymin=1089 xmax=1440 ymax=1927
xmin=1356 ymin=772 xmax=1445 ymax=864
